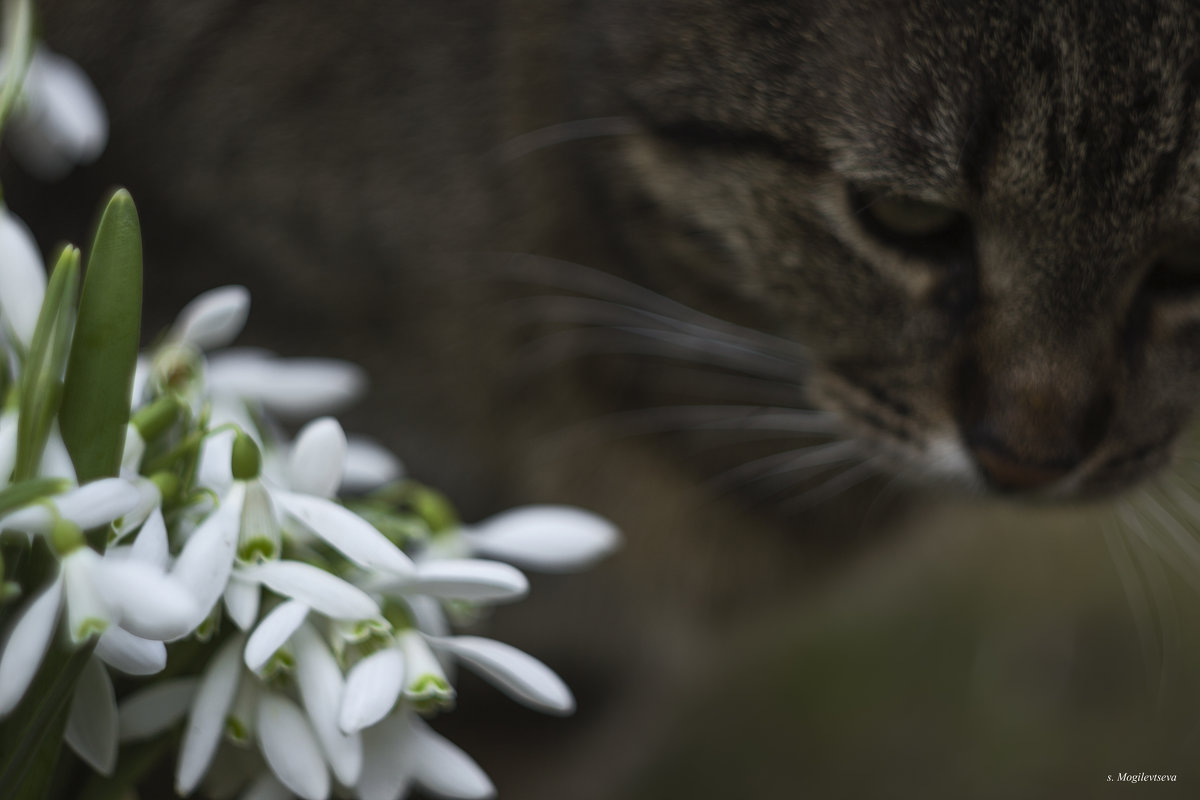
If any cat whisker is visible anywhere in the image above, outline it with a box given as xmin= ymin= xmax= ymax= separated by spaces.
xmin=504 ymin=294 xmax=804 ymax=363
xmin=514 ymin=325 xmax=803 ymax=381
xmin=493 ymin=253 xmax=809 ymax=360
xmin=1103 ymin=512 xmax=1164 ymax=699
xmin=858 ymin=464 xmax=920 ymax=531
xmin=1116 ymin=501 xmax=1182 ymax=708
xmin=779 ymin=455 xmax=885 ymax=511
xmin=707 ymin=439 xmax=861 ymax=492
xmin=551 ymin=404 xmax=839 ymax=441
xmin=492 ymin=116 xmax=641 ymax=164
xmin=1134 ymin=483 xmax=1200 ymax=588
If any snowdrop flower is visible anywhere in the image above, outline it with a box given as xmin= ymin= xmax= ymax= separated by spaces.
xmin=144 ymin=285 xmax=366 ymax=421
xmin=177 ymin=625 xmax=362 ymax=800
xmin=59 ymin=512 xmax=181 ymax=780
xmin=358 ymin=709 xmax=494 ymax=800
xmin=63 ymin=516 xmax=183 ymax=778
xmin=173 ymin=423 xmax=410 ymax=635
xmin=0 ymin=509 xmax=198 ymax=717
xmin=0 ymin=204 xmax=44 ymax=349
xmin=6 ymin=46 xmax=107 ymax=180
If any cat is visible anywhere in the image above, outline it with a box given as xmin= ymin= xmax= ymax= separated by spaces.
xmin=14 ymin=1 xmax=1200 ymax=798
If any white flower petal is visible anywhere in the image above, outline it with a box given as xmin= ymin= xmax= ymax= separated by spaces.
xmin=171 ymin=285 xmax=251 ymax=350
xmin=292 ymin=623 xmax=362 ymax=786
xmin=0 ymin=410 xmax=17 ymax=486
xmin=208 ymin=350 xmax=366 ymax=418
xmin=37 ymin=426 xmax=77 ymax=482
xmin=62 ymin=479 xmax=141 ymax=529
xmin=358 ymin=712 xmax=416 ymax=800
xmin=465 ymin=505 xmax=619 ymax=572
xmin=398 ymin=630 xmax=451 ymax=703
xmin=244 ymin=600 xmax=309 ymax=672
xmin=288 ymin=417 xmax=346 ymax=498
xmin=244 ymin=560 xmax=379 ymax=621
xmin=430 ymin=636 xmax=574 ymax=715
xmin=0 ymin=575 xmax=62 ymax=716
xmin=257 ymin=692 xmax=331 ymax=800
xmin=63 ymin=548 xmax=110 ymax=643
xmin=404 ymin=559 xmax=528 ymax=603
xmin=410 ymin=715 xmax=495 ymax=799
xmin=120 ymin=424 xmax=146 ymax=478
xmin=130 ymin=506 xmax=170 ymax=569
xmin=0 ymin=478 xmax=138 ymax=535
xmin=276 ymin=490 xmax=414 ymax=576
xmin=224 ymin=573 xmax=261 ymax=631
xmin=95 ymin=626 xmax=166 ymax=675
xmin=119 ymin=678 xmax=198 ymax=742
xmin=9 ymin=47 xmax=107 ymax=179
xmin=196 ymin=427 xmax=236 ymax=493
xmin=115 ymin=476 xmax=162 ymax=541
xmin=65 ymin=656 xmax=118 ymax=776
xmin=93 ymin=558 xmax=199 ymax=640
xmin=404 ymin=594 xmax=450 ymax=639
xmin=177 ymin=634 xmax=244 ymax=794
xmin=130 ymin=356 xmax=150 ymax=410
xmin=339 ymin=648 xmax=405 ymax=734
xmin=0 ymin=208 xmax=45 ymax=348
xmin=341 ymin=436 xmax=403 ymax=492
xmin=240 ymin=772 xmax=293 ymax=800
xmin=171 ymin=484 xmax=242 ymax=631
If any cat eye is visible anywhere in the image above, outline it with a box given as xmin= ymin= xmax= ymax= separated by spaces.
xmin=865 ymin=197 xmax=960 ymax=237
xmin=849 ymin=186 xmax=970 ymax=256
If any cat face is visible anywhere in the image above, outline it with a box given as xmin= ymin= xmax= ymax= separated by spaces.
xmin=583 ymin=0 xmax=1200 ymax=498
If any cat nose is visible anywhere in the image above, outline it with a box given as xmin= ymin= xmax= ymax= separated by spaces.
xmin=965 ymin=434 xmax=1077 ymax=491
xmin=958 ymin=361 xmax=1111 ymax=493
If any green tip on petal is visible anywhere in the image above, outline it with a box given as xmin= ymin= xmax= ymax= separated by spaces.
xmin=225 ymin=714 xmax=250 ymax=744
xmin=231 ymin=433 xmax=262 ymax=481
xmin=409 ymin=674 xmax=456 ymax=713
xmin=73 ymin=616 xmax=109 ymax=642
xmin=237 ymin=536 xmax=277 ymax=564
xmin=262 ymin=647 xmax=296 ymax=682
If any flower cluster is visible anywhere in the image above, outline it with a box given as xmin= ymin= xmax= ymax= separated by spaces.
xmin=0 ymin=10 xmax=617 ymax=800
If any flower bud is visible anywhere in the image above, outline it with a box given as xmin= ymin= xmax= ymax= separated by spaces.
xmin=230 ymin=432 xmax=262 ymax=481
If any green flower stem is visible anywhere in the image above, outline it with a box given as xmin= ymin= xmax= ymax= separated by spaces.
xmin=141 ymin=422 xmax=239 ymax=476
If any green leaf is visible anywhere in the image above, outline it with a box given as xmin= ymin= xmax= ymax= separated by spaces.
xmin=14 ymin=247 xmax=80 ymax=483
xmin=0 ymin=0 xmax=34 ymax=138
xmin=0 ymin=639 xmax=95 ymax=800
xmin=60 ymin=190 xmax=143 ymax=484
xmin=0 ymin=477 xmax=70 ymax=517
xmin=0 ymin=538 xmax=93 ymax=800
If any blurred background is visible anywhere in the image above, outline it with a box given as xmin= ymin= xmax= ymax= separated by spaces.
xmin=7 ymin=1 xmax=1200 ymax=797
